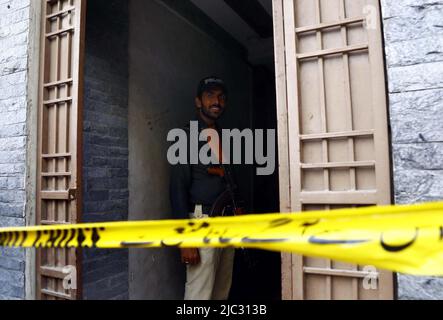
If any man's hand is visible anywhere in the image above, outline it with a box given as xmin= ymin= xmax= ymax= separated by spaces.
xmin=181 ymin=248 xmax=200 ymax=265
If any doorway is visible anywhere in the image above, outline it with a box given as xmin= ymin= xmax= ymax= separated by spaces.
xmin=79 ymin=0 xmax=281 ymax=299
xmin=126 ymin=0 xmax=280 ymax=300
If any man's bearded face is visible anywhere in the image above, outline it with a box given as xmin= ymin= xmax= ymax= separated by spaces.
xmin=197 ymin=88 xmax=227 ymax=120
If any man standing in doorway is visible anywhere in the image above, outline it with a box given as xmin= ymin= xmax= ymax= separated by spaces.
xmin=169 ymin=76 xmax=242 ymax=300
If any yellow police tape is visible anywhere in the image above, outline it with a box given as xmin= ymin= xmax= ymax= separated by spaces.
xmin=0 ymin=201 xmax=442 ymax=275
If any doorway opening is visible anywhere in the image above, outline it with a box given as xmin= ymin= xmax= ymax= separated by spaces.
xmin=82 ymin=0 xmax=280 ymax=300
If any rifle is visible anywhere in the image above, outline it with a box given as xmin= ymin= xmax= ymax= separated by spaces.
xmin=208 ymin=163 xmax=242 ymax=217
xmin=208 ymin=164 xmax=256 ymax=268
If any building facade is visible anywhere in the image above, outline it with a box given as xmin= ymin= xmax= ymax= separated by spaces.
xmin=0 ymin=0 xmax=441 ymax=300
xmin=381 ymin=0 xmax=443 ymax=300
